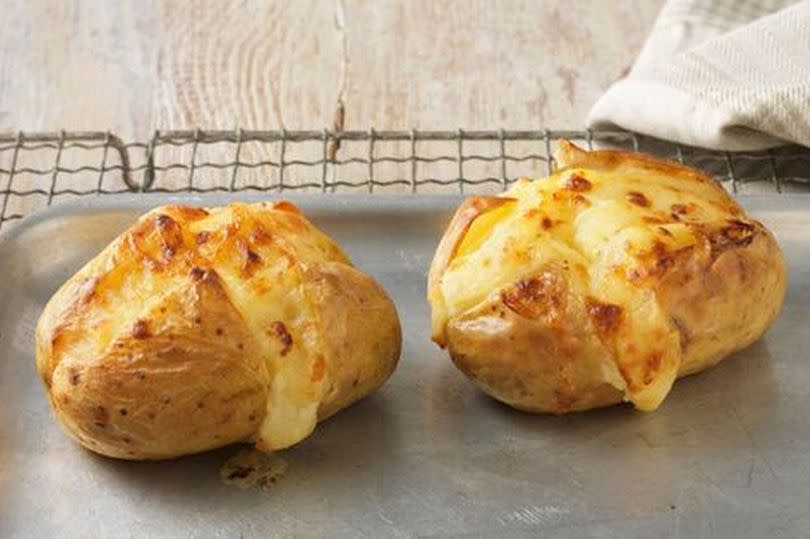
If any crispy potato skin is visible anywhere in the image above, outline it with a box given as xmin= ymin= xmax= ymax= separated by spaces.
xmin=429 ymin=141 xmax=786 ymax=413
xmin=36 ymin=201 xmax=401 ymax=459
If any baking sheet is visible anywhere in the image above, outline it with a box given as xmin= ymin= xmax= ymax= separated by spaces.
xmin=1 ymin=194 xmax=809 ymax=538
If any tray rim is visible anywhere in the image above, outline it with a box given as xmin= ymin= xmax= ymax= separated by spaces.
xmin=0 ymin=194 xmax=467 ymax=259
xmin=2 ymin=192 xmax=809 ymax=250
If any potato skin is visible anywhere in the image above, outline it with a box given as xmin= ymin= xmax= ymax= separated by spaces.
xmin=36 ymin=201 xmax=401 ymax=459
xmin=445 ymin=270 xmax=625 ymax=413
xmin=429 ymin=141 xmax=786 ymax=413
xmin=302 ymin=262 xmax=401 ymax=422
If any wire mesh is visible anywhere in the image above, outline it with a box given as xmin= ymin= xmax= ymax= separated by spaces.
xmin=1 ymin=128 xmax=809 ymax=231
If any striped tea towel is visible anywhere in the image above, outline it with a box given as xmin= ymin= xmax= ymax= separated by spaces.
xmin=587 ymin=0 xmax=810 ymax=150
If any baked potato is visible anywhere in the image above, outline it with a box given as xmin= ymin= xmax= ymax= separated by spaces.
xmin=36 ymin=200 xmax=401 ymax=460
xmin=429 ymin=141 xmax=786 ymax=413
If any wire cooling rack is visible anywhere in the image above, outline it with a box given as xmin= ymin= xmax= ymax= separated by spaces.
xmin=1 ymin=129 xmax=809 ymax=232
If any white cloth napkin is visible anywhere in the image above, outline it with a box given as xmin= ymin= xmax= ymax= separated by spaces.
xmin=587 ymin=0 xmax=810 ymax=151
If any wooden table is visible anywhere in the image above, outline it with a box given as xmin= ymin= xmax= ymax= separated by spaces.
xmin=1 ymin=0 xmax=662 ymax=137
xmin=0 ymin=0 xmax=664 ymax=220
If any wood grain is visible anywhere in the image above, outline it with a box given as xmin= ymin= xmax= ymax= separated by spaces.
xmin=0 ymin=0 xmax=663 ymax=206
xmin=341 ymin=0 xmax=661 ymax=129
xmin=0 ymin=0 xmax=662 ymax=135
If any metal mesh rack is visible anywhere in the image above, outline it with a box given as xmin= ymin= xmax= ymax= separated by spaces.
xmin=1 ymin=129 xmax=809 ymax=232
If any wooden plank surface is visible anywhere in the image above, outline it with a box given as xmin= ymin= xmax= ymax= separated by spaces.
xmin=0 ymin=0 xmax=663 ymax=217
xmin=0 ymin=0 xmax=662 ymax=136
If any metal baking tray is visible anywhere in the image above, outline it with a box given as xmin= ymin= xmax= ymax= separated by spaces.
xmin=1 ymin=194 xmax=809 ymax=538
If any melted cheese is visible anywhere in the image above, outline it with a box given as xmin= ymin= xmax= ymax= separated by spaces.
xmin=437 ymin=164 xmax=744 ymax=410
xmin=185 ymin=204 xmax=347 ymax=450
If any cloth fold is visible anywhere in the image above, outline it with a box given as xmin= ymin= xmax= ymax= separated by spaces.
xmin=587 ymin=0 xmax=810 ymax=151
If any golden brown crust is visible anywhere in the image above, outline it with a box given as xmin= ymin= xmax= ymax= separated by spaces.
xmin=554 ymin=140 xmax=730 ymax=194
xmin=47 ymin=269 xmax=267 ymax=459
xmin=446 ymin=269 xmax=624 ymax=413
xmin=36 ymin=201 xmax=401 ymax=459
xmin=303 ymin=262 xmax=402 ymax=421
xmin=655 ymin=222 xmax=785 ymax=376
xmin=429 ymin=141 xmax=787 ymax=414
xmin=428 ymin=196 xmax=515 ymax=346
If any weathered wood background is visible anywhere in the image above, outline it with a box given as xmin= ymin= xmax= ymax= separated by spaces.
xmin=0 ymin=0 xmax=662 ymax=135
xmin=0 ymin=0 xmax=663 ymax=215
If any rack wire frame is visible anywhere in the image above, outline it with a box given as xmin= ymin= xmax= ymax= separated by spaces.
xmin=1 ymin=129 xmax=809 ymax=231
